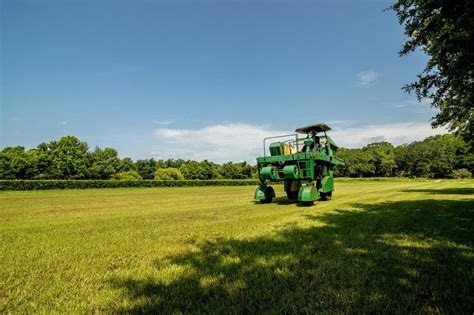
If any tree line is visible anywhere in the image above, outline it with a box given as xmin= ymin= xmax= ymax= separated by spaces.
xmin=390 ymin=0 xmax=473 ymax=143
xmin=334 ymin=134 xmax=472 ymax=178
xmin=0 ymin=134 xmax=472 ymax=180
xmin=0 ymin=136 xmax=255 ymax=180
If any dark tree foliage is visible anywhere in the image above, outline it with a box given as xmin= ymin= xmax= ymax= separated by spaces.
xmin=335 ymin=134 xmax=472 ymax=178
xmin=334 ymin=148 xmax=375 ymax=178
xmin=178 ymin=160 xmax=219 ymax=180
xmin=220 ymin=162 xmax=254 ymax=179
xmin=31 ymin=136 xmax=89 ymax=179
xmin=0 ymin=135 xmax=471 ymax=180
xmin=117 ymin=158 xmax=136 ymax=172
xmin=365 ymin=142 xmax=397 ymax=177
xmin=156 ymin=159 xmax=186 ymax=169
xmin=395 ymin=134 xmax=471 ymax=178
xmin=135 ymin=159 xmax=157 ymax=180
xmin=87 ymin=147 xmax=120 ymax=179
xmin=390 ymin=0 xmax=474 ymax=141
xmin=0 ymin=146 xmax=29 ymax=179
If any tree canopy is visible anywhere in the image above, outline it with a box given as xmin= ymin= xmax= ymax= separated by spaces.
xmin=154 ymin=168 xmax=185 ymax=180
xmin=0 ymin=136 xmax=259 ymax=180
xmin=390 ymin=0 xmax=473 ymax=141
xmin=335 ymin=134 xmax=472 ymax=178
xmin=0 ymin=134 xmax=472 ymax=180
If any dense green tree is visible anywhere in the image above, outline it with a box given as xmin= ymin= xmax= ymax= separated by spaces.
xmin=452 ymin=168 xmax=472 ymax=179
xmin=336 ymin=148 xmax=376 ymax=177
xmin=87 ymin=147 xmax=120 ymax=179
xmin=0 ymin=146 xmax=29 ymax=179
xmin=114 ymin=170 xmax=143 ymax=181
xmin=135 ymin=158 xmax=157 ymax=180
xmin=26 ymin=145 xmax=55 ymax=179
xmin=1 ymin=134 xmax=471 ymax=180
xmin=199 ymin=160 xmax=219 ymax=180
xmin=179 ymin=161 xmax=201 ymax=180
xmin=393 ymin=134 xmax=470 ymax=178
xmin=335 ymin=135 xmax=471 ymax=178
xmin=390 ymin=0 xmax=473 ymax=141
xmin=394 ymin=145 xmax=409 ymax=177
xmin=117 ymin=158 xmax=136 ymax=172
xmin=365 ymin=142 xmax=397 ymax=177
xmin=156 ymin=159 xmax=186 ymax=169
xmin=177 ymin=160 xmax=221 ymax=180
xmin=34 ymin=136 xmax=89 ymax=179
xmin=154 ymin=168 xmax=185 ymax=180
xmin=220 ymin=162 xmax=253 ymax=179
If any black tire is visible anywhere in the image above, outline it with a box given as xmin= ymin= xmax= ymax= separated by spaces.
xmin=286 ymin=190 xmax=299 ymax=200
xmin=284 ymin=180 xmax=301 ymax=200
xmin=260 ymin=186 xmax=275 ymax=204
xmin=319 ymin=191 xmax=332 ymax=201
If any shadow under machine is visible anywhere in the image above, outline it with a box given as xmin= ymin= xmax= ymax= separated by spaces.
xmin=254 ymin=123 xmax=344 ymax=206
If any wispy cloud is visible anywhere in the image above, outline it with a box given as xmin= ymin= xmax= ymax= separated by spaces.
xmin=325 ymin=120 xmax=360 ymax=127
xmin=152 ymin=121 xmax=448 ymax=163
xmin=357 ymin=70 xmax=379 ymax=87
xmin=59 ymin=121 xmax=68 ymax=126
xmin=331 ymin=122 xmax=447 ymax=148
xmin=385 ymin=99 xmax=431 ymax=109
xmin=153 ymin=123 xmax=289 ymax=162
xmin=152 ymin=119 xmax=175 ymax=125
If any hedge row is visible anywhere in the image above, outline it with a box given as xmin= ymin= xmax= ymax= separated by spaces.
xmin=336 ymin=177 xmax=432 ymax=182
xmin=0 ymin=179 xmax=260 ymax=191
xmin=0 ymin=177 xmax=442 ymax=191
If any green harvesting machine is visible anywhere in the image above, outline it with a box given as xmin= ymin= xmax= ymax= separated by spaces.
xmin=255 ymin=123 xmax=344 ymax=205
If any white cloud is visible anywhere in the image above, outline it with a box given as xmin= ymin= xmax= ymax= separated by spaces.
xmin=152 ymin=119 xmax=174 ymax=125
xmin=331 ymin=122 xmax=448 ymax=148
xmin=59 ymin=121 xmax=68 ymax=126
xmin=153 ymin=123 xmax=290 ymax=163
xmin=325 ymin=120 xmax=360 ymax=127
xmin=357 ymin=70 xmax=379 ymax=87
xmin=151 ymin=121 xmax=448 ymax=163
xmin=385 ymin=99 xmax=431 ymax=109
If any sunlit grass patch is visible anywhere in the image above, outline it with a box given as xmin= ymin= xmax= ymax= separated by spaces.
xmin=1 ymin=179 xmax=473 ymax=313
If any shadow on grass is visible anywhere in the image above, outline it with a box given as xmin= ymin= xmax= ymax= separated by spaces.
xmin=252 ymin=197 xmax=307 ymax=206
xmin=273 ymin=196 xmax=297 ymax=205
xmin=109 ymin=198 xmax=474 ymax=313
xmin=251 ymin=196 xmax=297 ymax=206
xmin=401 ymin=187 xmax=474 ymax=195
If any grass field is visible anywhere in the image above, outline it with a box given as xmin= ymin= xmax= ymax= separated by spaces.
xmin=1 ymin=179 xmax=473 ymax=313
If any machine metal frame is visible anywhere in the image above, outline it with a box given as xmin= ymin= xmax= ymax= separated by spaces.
xmin=254 ymin=123 xmax=344 ymax=205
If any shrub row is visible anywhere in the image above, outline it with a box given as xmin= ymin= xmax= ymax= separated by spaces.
xmin=0 ymin=177 xmax=446 ymax=191
xmin=0 ymin=179 xmax=260 ymax=191
xmin=336 ymin=177 xmax=432 ymax=182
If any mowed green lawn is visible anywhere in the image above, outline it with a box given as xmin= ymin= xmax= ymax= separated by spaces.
xmin=1 ymin=180 xmax=473 ymax=313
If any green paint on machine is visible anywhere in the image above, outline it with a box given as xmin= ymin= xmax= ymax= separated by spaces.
xmin=255 ymin=123 xmax=344 ymax=206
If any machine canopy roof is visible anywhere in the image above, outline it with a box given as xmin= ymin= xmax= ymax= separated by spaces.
xmin=295 ymin=123 xmax=331 ymax=134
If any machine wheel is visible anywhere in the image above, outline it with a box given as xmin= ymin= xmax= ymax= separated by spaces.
xmin=286 ymin=190 xmax=299 ymax=200
xmin=284 ymin=180 xmax=301 ymax=200
xmin=319 ymin=191 xmax=332 ymax=201
xmin=259 ymin=186 xmax=275 ymax=204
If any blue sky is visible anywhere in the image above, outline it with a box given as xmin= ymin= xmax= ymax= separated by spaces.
xmin=1 ymin=0 xmax=446 ymax=162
